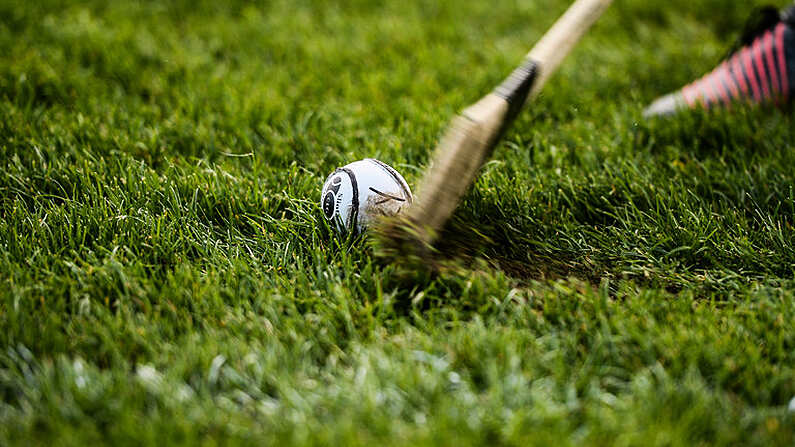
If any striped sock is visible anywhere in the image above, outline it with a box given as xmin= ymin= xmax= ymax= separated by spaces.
xmin=645 ymin=21 xmax=795 ymax=117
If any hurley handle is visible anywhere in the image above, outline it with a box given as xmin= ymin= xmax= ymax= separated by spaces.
xmin=527 ymin=0 xmax=613 ymax=96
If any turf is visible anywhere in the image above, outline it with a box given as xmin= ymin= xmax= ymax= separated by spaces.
xmin=1 ymin=0 xmax=794 ymax=444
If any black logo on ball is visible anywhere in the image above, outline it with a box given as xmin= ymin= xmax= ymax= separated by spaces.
xmin=323 ymin=191 xmax=335 ymax=219
xmin=323 ymin=176 xmax=343 ymax=219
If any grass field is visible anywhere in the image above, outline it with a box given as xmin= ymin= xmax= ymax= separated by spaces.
xmin=2 ymin=0 xmax=795 ymax=444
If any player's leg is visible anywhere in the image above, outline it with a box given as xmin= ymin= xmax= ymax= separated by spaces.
xmin=644 ymin=3 xmax=795 ymax=117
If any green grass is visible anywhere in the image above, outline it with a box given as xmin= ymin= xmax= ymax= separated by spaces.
xmin=1 ymin=0 xmax=794 ymax=444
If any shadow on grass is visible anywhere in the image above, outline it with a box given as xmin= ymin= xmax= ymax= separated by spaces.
xmin=399 ymin=105 xmax=795 ymax=294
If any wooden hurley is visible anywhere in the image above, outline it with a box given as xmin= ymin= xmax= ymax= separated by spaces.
xmin=390 ymin=0 xmax=613 ymax=248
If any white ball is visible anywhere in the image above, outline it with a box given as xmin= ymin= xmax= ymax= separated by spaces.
xmin=321 ymin=158 xmax=413 ymax=233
